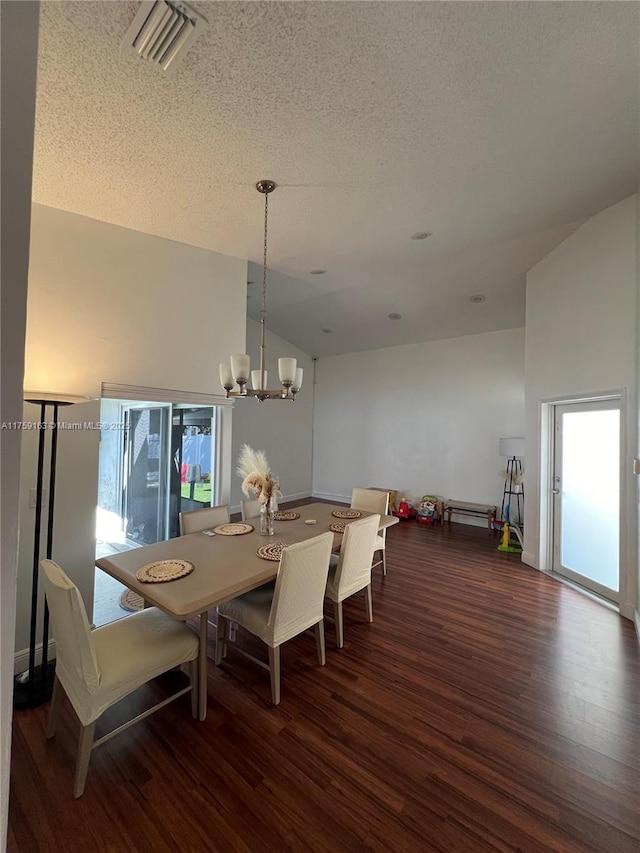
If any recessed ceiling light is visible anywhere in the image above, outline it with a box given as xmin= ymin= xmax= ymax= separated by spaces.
xmin=388 ymin=313 xmax=402 ymax=320
xmin=411 ymin=232 xmax=432 ymax=240
xmin=469 ymin=294 xmax=486 ymax=304
xmin=321 ymin=328 xmax=333 ymax=334
xmin=310 ymin=269 xmax=326 ymax=275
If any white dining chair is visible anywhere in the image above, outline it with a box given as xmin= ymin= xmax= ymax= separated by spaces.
xmin=179 ymin=504 xmax=232 ymax=634
xmin=214 ymin=532 xmax=333 ymax=704
xmin=241 ymin=496 xmax=278 ymax=521
xmin=350 ymin=488 xmax=390 ymax=575
xmin=179 ymin=503 xmax=230 ymax=534
xmin=42 ymin=559 xmax=199 ymax=798
xmin=325 ymin=514 xmax=380 ymax=648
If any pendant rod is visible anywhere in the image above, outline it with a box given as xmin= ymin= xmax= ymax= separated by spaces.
xmin=258 ymin=181 xmax=270 ymax=392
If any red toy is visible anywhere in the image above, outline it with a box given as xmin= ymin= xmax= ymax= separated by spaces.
xmin=396 ymin=498 xmax=417 ymax=520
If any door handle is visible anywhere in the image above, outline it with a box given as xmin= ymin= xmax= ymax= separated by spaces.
xmin=552 ymin=489 xmax=560 ymax=495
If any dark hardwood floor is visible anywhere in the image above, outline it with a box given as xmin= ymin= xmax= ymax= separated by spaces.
xmin=8 ymin=509 xmax=640 ymax=852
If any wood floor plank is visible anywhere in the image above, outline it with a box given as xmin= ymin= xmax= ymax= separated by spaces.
xmin=9 ymin=508 xmax=640 ymax=852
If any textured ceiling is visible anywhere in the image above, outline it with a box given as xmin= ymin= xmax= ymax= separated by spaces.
xmin=33 ymin=1 xmax=639 ymax=357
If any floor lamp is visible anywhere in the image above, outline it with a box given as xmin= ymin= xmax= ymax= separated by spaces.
xmin=13 ymin=391 xmax=89 ymax=709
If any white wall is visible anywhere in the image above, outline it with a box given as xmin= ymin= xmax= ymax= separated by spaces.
xmin=230 ymin=319 xmax=314 ymax=511
xmin=0 ymin=2 xmax=40 ymax=847
xmin=312 ymin=328 xmax=525 ymax=517
xmin=26 ymin=205 xmax=247 ymax=398
xmin=16 ymin=206 xmax=248 ymax=667
xmin=524 ymin=195 xmax=637 ymax=620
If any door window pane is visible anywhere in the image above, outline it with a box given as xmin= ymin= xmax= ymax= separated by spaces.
xmin=125 ymin=406 xmax=169 ymax=545
xmin=560 ymin=409 xmax=619 ymax=591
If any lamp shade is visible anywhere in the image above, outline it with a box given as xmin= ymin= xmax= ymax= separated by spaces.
xmin=24 ymin=391 xmax=92 ymax=405
xmin=292 ymin=367 xmax=303 ymax=392
xmin=251 ymin=369 xmax=267 ymax=390
xmin=499 ymin=437 xmax=525 ymax=458
xmin=230 ymin=354 xmax=250 ymax=383
xmin=278 ymin=357 xmax=297 ymax=385
xmin=219 ymin=363 xmax=234 ymax=388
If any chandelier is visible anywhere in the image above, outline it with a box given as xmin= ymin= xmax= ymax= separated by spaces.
xmin=219 ymin=180 xmax=303 ymax=402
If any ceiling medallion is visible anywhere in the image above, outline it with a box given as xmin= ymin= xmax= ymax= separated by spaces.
xmin=219 ymin=181 xmax=303 ymax=402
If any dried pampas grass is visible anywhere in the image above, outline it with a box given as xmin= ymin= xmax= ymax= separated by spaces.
xmin=237 ymin=444 xmax=279 ymax=505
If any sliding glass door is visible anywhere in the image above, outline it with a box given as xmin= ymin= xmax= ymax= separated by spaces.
xmin=168 ymin=405 xmax=218 ymax=538
xmin=123 ymin=405 xmax=171 ymax=545
xmin=98 ymin=399 xmax=221 ymax=548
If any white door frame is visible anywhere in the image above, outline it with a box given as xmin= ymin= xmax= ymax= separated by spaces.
xmin=100 ymin=383 xmax=234 ymax=538
xmin=540 ymin=389 xmax=632 ymax=613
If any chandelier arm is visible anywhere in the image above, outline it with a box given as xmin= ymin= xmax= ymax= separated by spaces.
xmin=225 ymin=389 xmax=296 ymax=402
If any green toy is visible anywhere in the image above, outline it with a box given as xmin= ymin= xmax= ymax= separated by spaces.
xmin=497 ymin=521 xmax=523 ymax=554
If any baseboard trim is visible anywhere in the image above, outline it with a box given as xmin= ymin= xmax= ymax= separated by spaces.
xmin=521 ymin=551 xmax=538 ymax=569
xmin=231 ymin=491 xmax=312 ymax=516
xmin=619 ymin=600 xmax=634 ymax=621
xmin=14 ymin=640 xmax=56 ymax=676
xmin=281 ymin=491 xmax=312 ymax=504
xmin=312 ymin=491 xmax=349 ymax=503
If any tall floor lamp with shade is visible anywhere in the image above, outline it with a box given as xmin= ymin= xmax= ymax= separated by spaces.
xmin=13 ymin=391 xmax=91 ymax=709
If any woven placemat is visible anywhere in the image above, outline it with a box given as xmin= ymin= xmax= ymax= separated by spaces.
xmin=213 ymin=522 xmax=254 ymax=536
xmin=273 ymin=511 xmax=300 ymax=521
xmin=332 ymin=509 xmax=362 ymax=519
xmin=256 ymin=542 xmax=289 ymax=561
xmin=136 ymin=559 xmax=194 ymax=583
xmin=329 ymin=521 xmax=348 ymax=533
xmin=120 ymin=589 xmax=144 ymax=612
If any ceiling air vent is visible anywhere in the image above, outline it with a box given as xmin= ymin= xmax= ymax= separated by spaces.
xmin=122 ymin=1 xmax=206 ymax=74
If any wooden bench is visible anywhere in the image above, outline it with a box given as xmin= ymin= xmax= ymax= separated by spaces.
xmin=442 ymin=500 xmax=496 ymax=532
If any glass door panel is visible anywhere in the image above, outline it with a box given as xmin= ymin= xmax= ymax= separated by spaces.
xmin=123 ymin=405 xmax=170 ymax=545
xmin=97 ymin=399 xmax=221 ymax=546
xmin=552 ymin=400 xmax=620 ymax=600
xmin=168 ymin=406 xmax=217 ymax=538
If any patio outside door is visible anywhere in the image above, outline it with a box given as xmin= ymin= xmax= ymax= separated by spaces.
xmin=551 ymin=398 xmax=621 ymax=603
xmin=123 ymin=405 xmax=171 ymax=545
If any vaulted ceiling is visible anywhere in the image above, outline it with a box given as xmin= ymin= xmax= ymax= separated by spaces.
xmin=33 ymin=1 xmax=639 ymax=357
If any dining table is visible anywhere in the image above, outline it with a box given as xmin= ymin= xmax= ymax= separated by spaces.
xmin=95 ymin=502 xmax=399 ymax=719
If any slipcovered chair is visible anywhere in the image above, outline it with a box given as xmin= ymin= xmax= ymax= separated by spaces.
xmin=350 ymin=488 xmax=390 ymax=575
xmin=241 ymin=496 xmax=278 ymax=521
xmin=179 ymin=503 xmax=230 ymax=534
xmin=179 ymin=504 xmax=231 ymax=631
xmin=215 ymin=532 xmax=333 ymax=704
xmin=325 ymin=514 xmax=380 ymax=648
xmin=42 ymin=560 xmax=199 ymax=798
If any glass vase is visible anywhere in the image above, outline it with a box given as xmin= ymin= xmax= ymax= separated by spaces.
xmin=260 ymin=496 xmax=275 ymax=536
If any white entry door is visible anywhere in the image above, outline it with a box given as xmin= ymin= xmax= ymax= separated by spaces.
xmin=552 ymin=399 xmax=621 ymax=602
